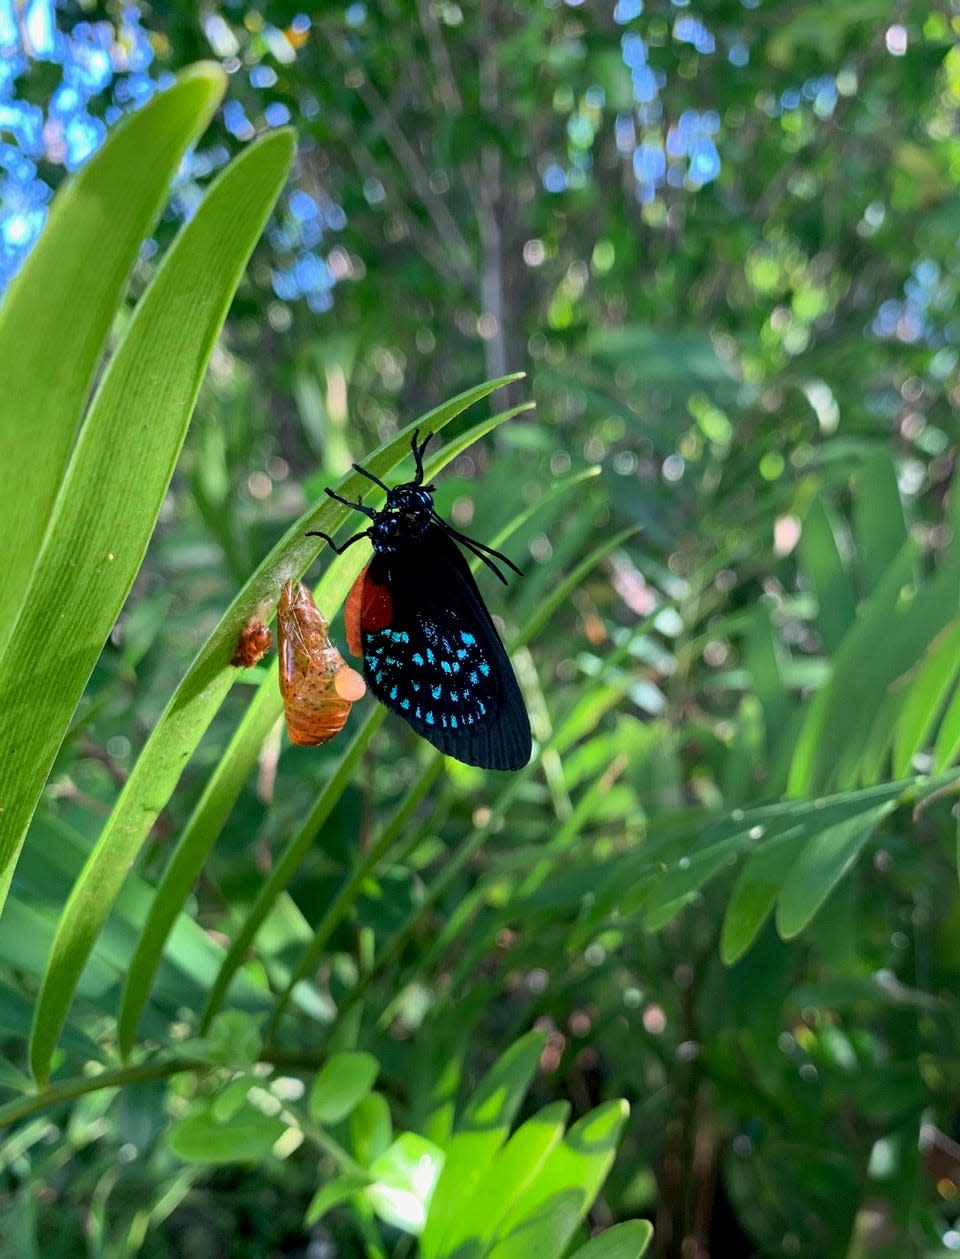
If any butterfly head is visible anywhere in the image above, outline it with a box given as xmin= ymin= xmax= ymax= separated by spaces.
xmin=370 ymin=481 xmax=436 ymax=550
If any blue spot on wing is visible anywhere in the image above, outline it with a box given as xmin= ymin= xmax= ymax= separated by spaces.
xmin=359 ymin=599 xmax=511 ymax=744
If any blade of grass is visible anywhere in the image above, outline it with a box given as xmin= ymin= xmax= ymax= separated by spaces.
xmin=0 ymin=66 xmax=226 ymax=660
xmin=26 ymin=129 xmax=297 ymax=1084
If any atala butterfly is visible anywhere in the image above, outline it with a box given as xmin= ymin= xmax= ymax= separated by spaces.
xmin=308 ymin=430 xmax=531 ymax=771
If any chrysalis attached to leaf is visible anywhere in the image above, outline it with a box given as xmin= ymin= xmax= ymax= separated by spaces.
xmin=277 ymin=579 xmax=366 ymax=746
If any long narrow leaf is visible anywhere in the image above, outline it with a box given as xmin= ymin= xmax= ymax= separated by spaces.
xmin=893 ymin=619 xmax=960 ymax=778
xmin=0 ymin=66 xmax=225 ymax=659
xmin=27 ymin=129 xmax=297 ymax=1084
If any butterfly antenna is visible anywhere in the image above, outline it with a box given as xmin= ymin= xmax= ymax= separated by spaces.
xmin=412 ymin=429 xmax=434 ymax=485
xmin=351 ymin=462 xmax=391 ymax=494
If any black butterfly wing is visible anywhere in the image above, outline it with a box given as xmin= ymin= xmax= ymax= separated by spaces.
xmin=359 ymin=525 xmax=531 ymax=771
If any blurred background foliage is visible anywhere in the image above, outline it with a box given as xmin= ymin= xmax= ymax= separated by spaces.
xmin=2 ymin=1 xmax=960 ymax=1257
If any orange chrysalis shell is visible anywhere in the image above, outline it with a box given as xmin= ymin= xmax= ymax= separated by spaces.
xmin=231 ymin=617 xmax=273 ymax=667
xmin=277 ymin=579 xmax=366 ymax=746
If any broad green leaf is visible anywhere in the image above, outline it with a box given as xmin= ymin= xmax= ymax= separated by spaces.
xmin=310 ymin=1052 xmax=380 ymax=1125
xmin=209 ymin=1077 xmax=256 ymax=1123
xmin=487 ymin=1191 xmax=583 ymax=1259
xmin=351 ymin=1093 xmax=394 ymax=1167
xmin=798 ymin=498 xmax=855 ymax=655
xmin=0 ymin=65 xmax=225 ymax=660
xmin=776 ymin=801 xmax=896 ymax=938
xmin=433 ymin=1102 xmax=569 ymax=1259
xmin=306 ymin=1174 xmax=370 ymax=1226
xmin=26 ymin=128 xmax=296 ymax=1084
xmin=894 ymin=618 xmax=960 ymax=777
xmin=567 ymin=1221 xmax=655 ymax=1259
xmin=491 ymin=1101 xmax=629 ymax=1258
xmin=167 ymin=1102 xmax=287 ymax=1166
xmin=364 ymin=1133 xmax=445 ymax=1235
xmin=853 ymin=449 xmax=908 ymax=596
xmin=420 ymin=1030 xmax=545 ymax=1259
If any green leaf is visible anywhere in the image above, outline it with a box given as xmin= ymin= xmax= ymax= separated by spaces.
xmin=167 ymin=1102 xmax=287 ymax=1165
xmin=894 ymin=618 xmax=960 ymax=777
xmin=305 ymin=1173 xmax=370 ymax=1226
xmin=420 ymin=1030 xmax=545 ymax=1259
xmin=853 ymin=450 xmax=908 ymax=596
xmin=643 ymin=826 xmax=751 ymax=932
xmin=364 ymin=1133 xmax=445 ymax=1235
xmin=351 ymin=1093 xmax=394 ymax=1167
xmin=25 ymin=127 xmax=296 ymax=1084
xmin=309 ymin=1052 xmax=380 ymax=1125
xmin=489 ymin=1101 xmax=629 ymax=1259
xmin=934 ymin=678 xmax=960 ymax=773
xmin=776 ymin=800 xmax=896 ymax=938
xmin=0 ymin=66 xmax=225 ymax=663
xmin=432 ymin=1102 xmax=570 ymax=1259
xmin=116 ymin=679 xmax=283 ymax=1057
xmin=486 ymin=1191 xmax=583 ymax=1259
xmin=721 ymin=824 xmax=808 ymax=965
xmin=744 ymin=607 xmax=791 ymax=752
xmin=199 ymin=1012 xmax=263 ymax=1069
xmin=788 ymin=540 xmax=917 ymax=795
xmin=567 ymin=1221 xmax=655 ymax=1259
xmin=798 ymin=497 xmax=856 ymax=655
xmin=720 ymin=782 xmax=909 ymax=961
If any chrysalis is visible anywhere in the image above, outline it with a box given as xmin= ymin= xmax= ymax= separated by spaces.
xmin=277 ymin=579 xmax=366 ymax=746
xmin=231 ymin=617 xmax=272 ymax=668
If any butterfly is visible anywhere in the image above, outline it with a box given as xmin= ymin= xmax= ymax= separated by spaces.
xmin=308 ymin=430 xmax=531 ymax=771
xmin=277 ymin=579 xmax=366 ymax=746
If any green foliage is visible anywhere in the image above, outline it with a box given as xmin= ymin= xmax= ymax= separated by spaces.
xmin=3 ymin=5 xmax=960 ymax=1258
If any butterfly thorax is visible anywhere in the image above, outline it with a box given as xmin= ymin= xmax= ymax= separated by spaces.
xmin=369 ymin=484 xmax=435 ymax=552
